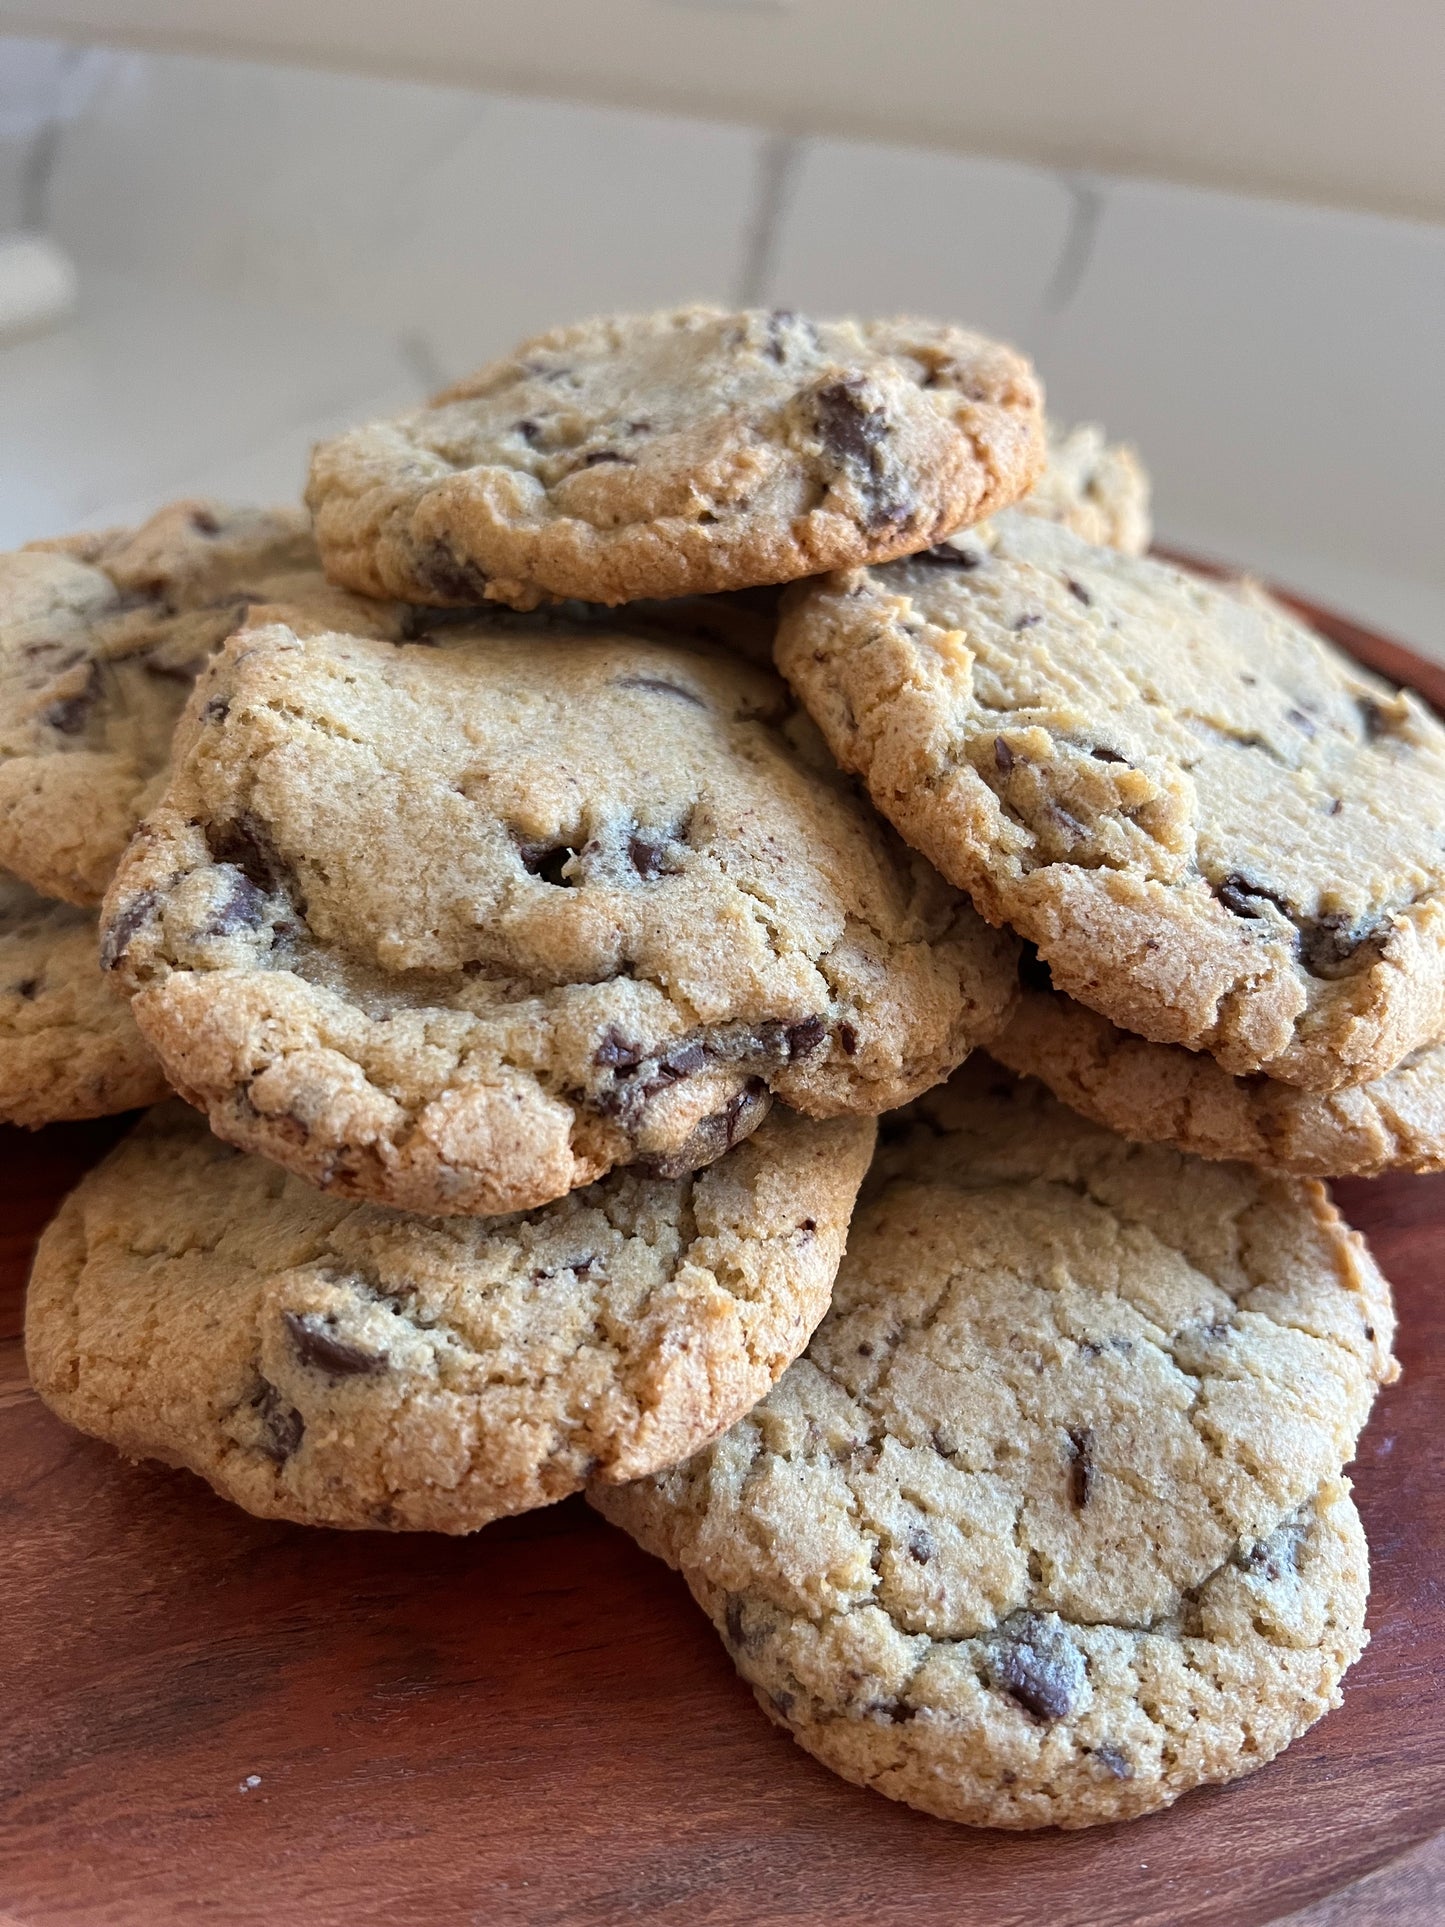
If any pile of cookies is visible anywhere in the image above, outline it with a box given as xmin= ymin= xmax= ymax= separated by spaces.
xmin=8 ymin=305 xmax=1431 ymax=1829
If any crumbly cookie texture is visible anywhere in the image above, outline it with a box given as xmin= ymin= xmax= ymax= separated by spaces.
xmin=100 ymin=618 xmax=1016 ymax=1216
xmin=776 ymin=516 xmax=1445 ymax=1091
xmin=0 ymin=500 xmax=411 ymax=905
xmin=305 ymin=307 xmax=1045 ymax=611
xmin=595 ymin=1061 xmax=1393 ymax=1829
xmin=995 ymin=954 xmax=1445 ymax=1178
xmin=0 ymin=868 xmax=169 ymax=1125
xmin=27 ymin=1100 xmax=874 ymax=1532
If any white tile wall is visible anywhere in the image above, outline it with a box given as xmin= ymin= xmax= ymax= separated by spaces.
xmin=0 ymin=37 xmax=1441 ymax=662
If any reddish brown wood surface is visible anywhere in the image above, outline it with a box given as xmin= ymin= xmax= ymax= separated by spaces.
xmin=2 ymin=599 xmax=1444 ymax=1927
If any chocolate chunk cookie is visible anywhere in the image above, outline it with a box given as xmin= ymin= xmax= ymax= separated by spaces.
xmin=776 ymin=517 xmax=1445 ymax=1090
xmin=0 ymin=501 xmax=408 ymax=905
xmin=594 ymin=1060 xmax=1393 ymax=1828
xmin=26 ymin=1100 xmax=873 ymax=1531
xmin=306 ymin=307 xmax=1044 ymax=611
xmin=0 ymin=868 xmax=168 ymax=1125
xmin=100 ymin=618 xmax=1015 ymax=1216
xmin=1014 ymin=421 xmax=1151 ymax=556
xmin=995 ymin=954 xmax=1445 ymax=1177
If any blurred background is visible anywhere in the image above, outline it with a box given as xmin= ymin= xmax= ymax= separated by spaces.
xmin=0 ymin=8 xmax=1441 ymax=656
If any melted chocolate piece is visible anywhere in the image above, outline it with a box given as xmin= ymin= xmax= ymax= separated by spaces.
xmin=611 ymin=675 xmax=706 ymax=709
xmin=1297 ymin=910 xmax=1391 ymax=981
xmin=992 ymin=1616 xmax=1084 ymax=1722
xmin=1067 ymin=1427 xmax=1095 ymax=1509
xmin=643 ymin=1078 xmax=772 ymax=1178
xmin=99 ymin=890 xmax=159 ymax=972
xmin=252 ymin=1378 xmax=304 ymax=1463
xmin=205 ymin=871 xmax=268 ymax=937
xmin=419 ymin=544 xmax=490 ymax=602
xmin=283 ymin=1310 xmax=387 ymax=1378
xmin=994 ymin=737 xmax=1016 ymax=774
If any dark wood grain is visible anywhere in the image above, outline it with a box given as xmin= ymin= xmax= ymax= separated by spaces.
xmin=1 ymin=598 xmax=1443 ymax=1927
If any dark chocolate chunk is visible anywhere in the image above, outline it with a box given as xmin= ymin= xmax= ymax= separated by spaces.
xmin=1012 ymin=612 xmax=1043 ymax=632
xmin=1090 ymin=745 xmax=1127 ymax=764
xmin=1214 ymin=872 xmax=1293 ymax=922
xmin=1296 ymin=910 xmax=1390 ymax=981
xmin=14 ymin=976 xmax=38 ymax=999
xmin=201 ymin=695 xmax=231 ymax=724
xmin=205 ymin=813 xmax=292 ymax=896
xmin=514 ymin=418 xmax=540 ymax=442
xmin=205 ymin=870 xmax=268 ymax=937
xmin=283 ymin=1310 xmax=387 ymax=1378
xmin=190 ymin=507 xmax=222 ymax=536
xmin=907 ymin=1525 xmax=938 ymax=1564
xmin=1284 ymin=706 xmax=1317 ymax=738
xmin=612 ymin=675 xmax=706 ymax=708
xmin=813 ymin=377 xmax=911 ymax=532
xmin=519 ymin=842 xmax=576 ymax=887
xmin=784 ymin=1014 xmax=827 ymax=1060
xmin=994 ymin=736 xmax=1015 ymax=774
xmin=627 ymin=836 xmax=673 ymax=880
xmin=723 ymin=1595 xmax=755 ymax=1652
xmin=643 ymin=1078 xmax=771 ymax=1177
xmin=576 ymin=449 xmax=634 ymax=468
xmin=764 ymin=309 xmax=817 ymax=361
xmin=992 ymin=1616 xmax=1084 ymax=1722
xmin=1067 ymin=1427 xmax=1095 ymax=1510
xmin=42 ymin=661 xmax=102 ymax=735
xmin=1093 ymin=1744 xmax=1133 ymax=1780
xmin=594 ymin=1027 xmax=646 ymax=1071
xmin=252 ymin=1378 xmax=304 ymax=1463
xmin=419 ymin=543 xmax=490 ymax=602
xmin=914 ymin=543 xmax=982 ymax=569
xmin=99 ymin=889 xmax=160 ymax=972
xmin=1358 ymin=694 xmax=1395 ymax=741
xmin=1065 ymin=577 xmax=1093 ymax=606
xmin=836 ymin=1021 xmax=859 ymax=1057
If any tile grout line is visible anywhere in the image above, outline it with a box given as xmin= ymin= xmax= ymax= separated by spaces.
xmin=736 ymin=131 xmax=802 ymax=307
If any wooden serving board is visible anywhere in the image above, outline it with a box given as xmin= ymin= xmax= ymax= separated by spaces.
xmin=2 ymin=594 xmax=1444 ymax=1927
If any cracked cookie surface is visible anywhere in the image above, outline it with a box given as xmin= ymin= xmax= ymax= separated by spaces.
xmin=776 ymin=516 xmax=1445 ymax=1090
xmin=0 ymin=500 xmax=411 ymax=905
xmin=995 ymin=956 xmax=1445 ymax=1178
xmin=306 ymin=306 xmax=1044 ymax=611
xmin=594 ymin=1059 xmax=1392 ymax=1827
xmin=100 ymin=618 xmax=1016 ymax=1216
xmin=26 ymin=1099 xmax=873 ymax=1531
xmin=0 ymin=868 xmax=168 ymax=1125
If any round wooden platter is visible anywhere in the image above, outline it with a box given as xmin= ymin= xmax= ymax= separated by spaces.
xmin=3 ymin=593 xmax=1444 ymax=1927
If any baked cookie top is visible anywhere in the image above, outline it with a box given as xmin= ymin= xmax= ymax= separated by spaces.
xmin=776 ymin=516 xmax=1445 ymax=1089
xmin=0 ymin=500 xmax=408 ymax=906
xmin=994 ymin=952 xmax=1445 ymax=1179
xmin=100 ymin=618 xmax=1016 ymax=1216
xmin=1011 ymin=421 xmax=1151 ymax=557
xmin=305 ymin=306 xmax=1045 ymax=611
xmin=595 ymin=1061 xmax=1393 ymax=1828
xmin=26 ymin=1100 xmax=874 ymax=1532
xmin=0 ymin=868 xmax=168 ymax=1127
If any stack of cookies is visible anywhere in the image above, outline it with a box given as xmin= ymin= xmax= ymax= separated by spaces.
xmin=8 ymin=305 xmax=1426 ymax=1830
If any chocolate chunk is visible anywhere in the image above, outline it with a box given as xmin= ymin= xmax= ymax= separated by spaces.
xmin=1214 ymin=872 xmax=1293 ymax=922
xmin=253 ymin=1378 xmax=304 ymax=1463
xmin=514 ymin=418 xmax=541 ymax=442
xmin=283 ymin=1310 xmax=387 ymax=1378
xmin=1065 ymin=577 xmax=1092 ymax=606
xmin=201 ymin=695 xmax=230 ymax=725
xmin=419 ymin=544 xmax=490 ymax=602
xmin=612 ymin=675 xmax=706 ymax=709
xmin=594 ymin=1027 xmax=646 ymax=1071
xmin=1090 ymin=745 xmax=1127 ymax=764
xmin=42 ymin=662 xmax=102 ymax=735
xmin=519 ymin=842 xmax=576 ymax=887
xmin=992 ymin=1617 xmax=1084 ymax=1722
xmin=1358 ymin=695 xmax=1395 ymax=741
xmin=1093 ymin=1744 xmax=1133 ymax=1780
xmin=190 ymin=507 xmax=222 ymax=536
xmin=766 ymin=1689 xmax=795 ymax=1720
xmin=14 ymin=976 xmax=38 ymax=998
xmin=1296 ymin=911 xmax=1390 ymax=981
xmin=1012 ymin=612 xmax=1042 ymax=632
xmin=784 ymin=1014 xmax=827 ymax=1060
xmin=628 ymin=836 xmax=671 ymax=880
xmin=799 ymin=1218 xmax=816 ymax=1236
xmin=1016 ymin=941 xmax=1054 ymax=994
xmin=1285 ymin=706 xmax=1317 ymax=738
xmin=907 ymin=1526 xmax=938 ymax=1564
xmin=1238 ymin=1519 xmax=1302 ymax=1585
xmin=836 ymin=1022 xmax=859 ymax=1057
xmin=723 ymin=1596 xmax=755 ymax=1652
xmin=994 ymin=736 xmax=1015 ymax=774
xmin=1067 ymin=1427 xmax=1095 ymax=1510
xmin=813 ymin=377 xmax=911 ymax=532
xmin=99 ymin=889 xmax=159 ymax=972
xmin=764 ymin=309 xmax=817 ymax=361
xmin=576 ymin=449 xmax=634 ymax=468
xmin=914 ymin=543 xmax=982 ymax=570
xmin=644 ymin=1078 xmax=772 ymax=1177
xmin=205 ymin=871 xmax=268 ymax=937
